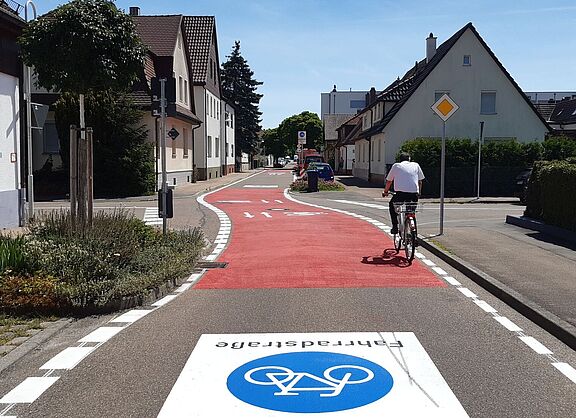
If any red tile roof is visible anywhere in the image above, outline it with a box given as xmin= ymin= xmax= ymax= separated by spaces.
xmin=182 ymin=16 xmax=215 ymax=84
xmin=131 ymin=15 xmax=182 ymax=57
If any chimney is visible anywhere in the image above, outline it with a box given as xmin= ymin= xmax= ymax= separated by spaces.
xmin=426 ymin=32 xmax=437 ymax=63
xmin=332 ymin=84 xmax=337 ymax=92
xmin=369 ymin=87 xmax=376 ymax=104
xmin=129 ymin=6 xmax=140 ymax=16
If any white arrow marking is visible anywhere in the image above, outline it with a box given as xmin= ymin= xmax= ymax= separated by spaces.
xmin=261 ymin=200 xmax=269 ymax=203
xmin=275 ymin=200 xmax=283 ymax=203
xmin=261 ymin=212 xmax=272 ymax=218
xmin=244 ymin=212 xmax=255 ymax=218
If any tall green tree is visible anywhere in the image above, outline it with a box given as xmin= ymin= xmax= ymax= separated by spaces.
xmin=261 ymin=128 xmax=286 ymax=162
xmin=221 ymin=41 xmax=263 ymax=156
xmin=277 ymin=111 xmax=323 ymax=151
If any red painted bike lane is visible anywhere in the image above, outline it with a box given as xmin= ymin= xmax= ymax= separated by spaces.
xmin=195 ymin=187 xmax=444 ymax=289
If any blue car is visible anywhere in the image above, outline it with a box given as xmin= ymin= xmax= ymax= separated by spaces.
xmin=308 ymin=162 xmax=334 ymax=181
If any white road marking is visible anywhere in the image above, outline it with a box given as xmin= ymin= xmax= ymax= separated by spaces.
xmin=473 ymin=300 xmax=498 ymax=313
xmin=422 ymin=259 xmax=436 ymax=267
xmin=519 ymin=336 xmax=553 ymax=355
xmin=261 ymin=200 xmax=269 ymax=203
xmin=285 ymin=211 xmax=326 ymax=216
xmin=415 ymin=252 xmax=426 ymax=259
xmin=40 ymin=346 xmax=95 ymax=370
xmin=243 ymin=185 xmax=278 ymax=188
xmin=0 ymin=377 xmax=59 ymax=404
xmin=432 ymin=267 xmax=448 ymax=275
xmin=110 ymin=309 xmax=154 ymax=323
xmin=78 ymin=327 xmax=124 ymax=343
xmin=443 ymin=276 xmax=461 ymax=286
xmin=143 ymin=207 xmax=163 ymax=226
xmin=216 ymin=200 xmax=251 ymax=203
xmin=552 ymin=363 xmax=576 ymax=384
xmin=260 ymin=212 xmax=272 ymax=218
xmin=152 ymin=295 xmax=179 ymax=307
xmin=243 ymin=212 xmax=254 ymax=218
xmin=457 ymin=288 xmax=478 ymax=298
xmin=493 ymin=316 xmax=523 ymax=332
xmin=274 ymin=200 xmax=283 ymax=203
xmin=175 ymin=283 xmax=194 ymax=293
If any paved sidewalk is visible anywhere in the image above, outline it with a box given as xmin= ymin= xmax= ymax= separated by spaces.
xmin=335 ymin=175 xmax=576 ymax=350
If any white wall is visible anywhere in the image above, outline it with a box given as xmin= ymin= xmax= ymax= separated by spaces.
xmin=205 ymin=90 xmax=221 ymax=173
xmin=382 ymin=28 xmax=549 ymax=165
xmin=0 ymin=73 xmax=21 ymax=227
xmin=353 ymin=139 xmax=370 ymax=180
xmin=225 ymin=106 xmax=235 ymax=168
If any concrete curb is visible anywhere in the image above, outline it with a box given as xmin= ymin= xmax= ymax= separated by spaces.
xmin=506 ymin=215 xmax=576 ymax=244
xmin=418 ymin=236 xmax=576 ymax=351
xmin=0 ymin=318 xmax=73 ymax=374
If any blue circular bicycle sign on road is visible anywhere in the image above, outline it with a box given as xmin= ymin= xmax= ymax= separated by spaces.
xmin=227 ymin=351 xmax=394 ymax=413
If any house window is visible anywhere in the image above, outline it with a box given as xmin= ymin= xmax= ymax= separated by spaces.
xmin=230 ymin=114 xmax=234 ymax=128
xmin=42 ymin=122 xmax=60 ymax=154
xmin=225 ymin=112 xmax=230 ymax=127
xmin=183 ymin=128 xmax=188 ymax=158
xmin=177 ymin=36 xmax=182 ymax=50
xmin=371 ymin=141 xmax=375 ymax=161
xmin=378 ymin=138 xmax=381 ymax=162
xmin=481 ymin=91 xmax=497 ymax=114
xmin=217 ymin=101 xmax=219 ymax=120
xmin=215 ymin=137 xmax=220 ymax=157
xmin=207 ymin=136 xmax=212 ymax=157
xmin=463 ymin=55 xmax=471 ymax=66
xmin=171 ymin=127 xmax=177 ymax=158
xmin=231 ymin=144 xmax=234 ymax=157
xmin=179 ymin=76 xmax=183 ymax=103
xmin=184 ymin=80 xmax=188 ymax=105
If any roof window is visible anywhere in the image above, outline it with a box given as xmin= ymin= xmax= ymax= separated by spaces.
xmin=463 ymin=55 xmax=471 ymax=66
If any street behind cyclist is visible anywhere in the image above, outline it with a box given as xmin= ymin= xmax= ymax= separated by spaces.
xmin=382 ymin=152 xmax=425 ymax=235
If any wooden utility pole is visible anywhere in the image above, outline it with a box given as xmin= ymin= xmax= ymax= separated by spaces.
xmin=69 ymin=124 xmax=94 ymax=227
xmin=70 ymin=125 xmax=78 ymax=223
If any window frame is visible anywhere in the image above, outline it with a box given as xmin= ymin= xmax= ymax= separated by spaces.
xmin=480 ymin=91 xmax=497 ymax=115
xmin=463 ymin=55 xmax=471 ymax=66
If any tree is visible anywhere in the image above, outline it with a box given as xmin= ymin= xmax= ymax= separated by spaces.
xmin=277 ymin=111 xmax=323 ymax=152
xmin=221 ymin=41 xmax=263 ymax=156
xmin=261 ymin=128 xmax=286 ymax=162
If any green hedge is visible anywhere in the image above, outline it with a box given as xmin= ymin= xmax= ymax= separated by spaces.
xmin=524 ymin=160 xmax=576 ymax=232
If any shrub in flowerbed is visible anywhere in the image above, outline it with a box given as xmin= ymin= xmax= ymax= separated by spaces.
xmin=0 ymin=210 xmax=204 ymax=314
xmin=289 ymin=179 xmax=344 ymax=192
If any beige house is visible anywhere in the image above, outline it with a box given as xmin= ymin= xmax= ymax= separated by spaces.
xmin=349 ymin=22 xmax=550 ymax=183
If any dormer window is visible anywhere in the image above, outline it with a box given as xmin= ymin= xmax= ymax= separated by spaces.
xmin=463 ymin=55 xmax=471 ymax=66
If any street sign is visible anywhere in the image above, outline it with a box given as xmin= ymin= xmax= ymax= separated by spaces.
xmin=431 ymin=94 xmax=459 ymax=121
xmin=296 ymin=144 xmax=302 ymax=151
xmin=168 ymin=128 xmax=180 ymax=140
xmin=157 ymin=332 xmax=469 ymax=417
xmin=297 ymin=131 xmax=306 ymax=145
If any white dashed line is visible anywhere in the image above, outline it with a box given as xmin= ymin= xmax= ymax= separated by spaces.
xmin=78 ymin=327 xmax=124 ymax=343
xmin=40 ymin=347 xmax=96 ymax=370
xmin=493 ymin=316 xmax=523 ymax=332
xmin=552 ymin=363 xmax=576 ymax=384
xmin=110 ymin=309 xmax=154 ymax=323
xmin=432 ymin=266 xmax=448 ymax=275
xmin=457 ymin=287 xmax=478 ymax=298
xmin=443 ymin=276 xmax=461 ymax=286
xmin=519 ymin=336 xmax=553 ymax=355
xmin=474 ymin=300 xmax=498 ymax=313
xmin=0 ymin=377 xmax=60 ymax=404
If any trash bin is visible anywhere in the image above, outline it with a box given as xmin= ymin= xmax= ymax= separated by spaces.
xmin=307 ymin=169 xmax=319 ymax=192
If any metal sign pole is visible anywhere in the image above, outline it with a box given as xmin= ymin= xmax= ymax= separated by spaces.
xmin=440 ymin=121 xmax=446 ymax=235
xmin=160 ymin=78 xmax=168 ymax=236
xmin=24 ymin=0 xmax=37 ymax=224
xmin=477 ymin=121 xmax=484 ymax=200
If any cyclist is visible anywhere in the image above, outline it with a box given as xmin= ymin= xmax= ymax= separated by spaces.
xmin=382 ymin=152 xmax=425 ymax=234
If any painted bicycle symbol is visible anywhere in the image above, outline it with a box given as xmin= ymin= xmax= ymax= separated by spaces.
xmin=244 ymin=365 xmax=374 ymax=397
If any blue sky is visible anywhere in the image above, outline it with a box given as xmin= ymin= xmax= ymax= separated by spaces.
xmin=34 ymin=0 xmax=576 ymax=129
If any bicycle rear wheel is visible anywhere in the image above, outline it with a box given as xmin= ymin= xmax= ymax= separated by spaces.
xmin=404 ymin=219 xmax=416 ymax=263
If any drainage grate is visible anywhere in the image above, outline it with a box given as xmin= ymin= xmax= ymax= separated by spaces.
xmin=196 ymin=261 xmax=229 ymax=269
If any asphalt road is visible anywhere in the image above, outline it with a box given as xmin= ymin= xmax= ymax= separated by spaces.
xmin=1 ymin=170 xmax=576 ymax=417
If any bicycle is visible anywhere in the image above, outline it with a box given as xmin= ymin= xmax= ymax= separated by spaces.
xmin=390 ymin=194 xmax=419 ymax=263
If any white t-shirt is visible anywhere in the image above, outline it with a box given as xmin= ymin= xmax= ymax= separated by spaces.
xmin=386 ymin=161 xmax=425 ymax=193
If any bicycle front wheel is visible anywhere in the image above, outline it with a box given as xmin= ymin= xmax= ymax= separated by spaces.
xmin=404 ymin=220 xmax=416 ymax=263
xmin=394 ymin=229 xmax=402 ymax=253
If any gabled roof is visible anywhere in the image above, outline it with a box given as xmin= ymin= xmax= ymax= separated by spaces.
xmin=359 ymin=22 xmax=551 ymax=138
xmin=131 ymin=15 xmax=182 ymax=57
xmin=182 ymin=16 xmax=215 ymax=85
xmin=549 ymin=99 xmax=576 ymax=124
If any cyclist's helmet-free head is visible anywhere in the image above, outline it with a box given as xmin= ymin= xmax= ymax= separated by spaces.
xmin=398 ymin=152 xmax=411 ymax=162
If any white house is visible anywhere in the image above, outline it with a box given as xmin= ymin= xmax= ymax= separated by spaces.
xmin=222 ymin=101 xmax=236 ymax=174
xmin=183 ymin=15 xmax=228 ymax=180
xmin=131 ymin=11 xmax=202 ymax=187
xmin=0 ymin=6 xmax=25 ymax=228
xmin=350 ymin=23 xmax=550 ymax=183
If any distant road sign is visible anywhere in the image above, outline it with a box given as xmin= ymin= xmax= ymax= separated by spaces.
xmin=431 ymin=94 xmax=459 ymax=121
xmin=168 ymin=128 xmax=180 ymax=140
xmin=297 ymin=131 xmax=306 ymax=144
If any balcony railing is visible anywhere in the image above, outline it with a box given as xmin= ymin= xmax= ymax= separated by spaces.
xmin=1 ymin=0 xmax=24 ymax=16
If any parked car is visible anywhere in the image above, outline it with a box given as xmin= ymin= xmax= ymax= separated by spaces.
xmin=307 ymin=162 xmax=334 ymax=181
xmin=514 ymin=168 xmax=532 ymax=204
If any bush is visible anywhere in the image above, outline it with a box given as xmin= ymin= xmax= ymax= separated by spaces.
xmin=542 ymin=136 xmax=576 ymax=161
xmin=2 ymin=210 xmax=205 ymax=313
xmin=0 ymin=275 xmax=68 ymax=314
xmin=525 ymin=160 xmax=576 ymax=232
xmin=0 ymin=235 xmax=32 ymax=274
xmin=289 ymin=179 xmax=345 ymax=192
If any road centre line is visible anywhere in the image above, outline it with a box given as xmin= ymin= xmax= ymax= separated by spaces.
xmin=287 ymin=189 xmax=576 ymax=386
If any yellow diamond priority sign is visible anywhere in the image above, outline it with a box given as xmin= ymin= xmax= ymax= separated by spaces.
xmin=432 ymin=94 xmax=459 ymax=121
